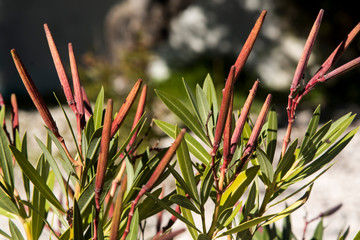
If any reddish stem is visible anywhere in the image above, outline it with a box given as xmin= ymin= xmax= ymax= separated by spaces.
xmin=44 ymin=24 xmax=77 ymax=114
xmin=94 ymin=99 xmax=113 ymax=240
xmin=121 ymin=129 xmax=186 ymax=240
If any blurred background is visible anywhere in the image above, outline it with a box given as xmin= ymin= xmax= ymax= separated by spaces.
xmin=1 ymin=0 xmax=359 ymax=124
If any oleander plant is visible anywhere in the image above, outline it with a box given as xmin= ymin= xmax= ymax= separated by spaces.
xmin=0 ymin=9 xmax=360 ymax=240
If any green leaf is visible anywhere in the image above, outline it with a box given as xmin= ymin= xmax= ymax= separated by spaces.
xmin=312 ymin=219 xmax=323 ymax=240
xmin=144 ymin=192 xmax=201 ymax=233
xmin=198 ymin=234 xmax=211 ymax=240
xmin=18 ymin=132 xmax=30 ymax=201
xmin=0 ymin=106 xmax=5 ymax=127
xmin=31 ymin=153 xmax=49 ymax=240
xmin=46 ymin=129 xmax=76 ymax=178
xmin=0 ymin=187 xmax=18 ymax=215
xmin=53 ymin=93 xmax=82 ymax=159
xmin=35 ymin=137 xmax=67 ymax=197
xmin=10 ymin=146 xmax=65 ymax=212
xmin=182 ymin=78 xmax=203 ymax=128
xmin=266 ymin=107 xmax=277 ymax=162
xmin=256 ymin=147 xmax=273 ymax=186
xmin=175 ymin=126 xmax=200 ymax=203
xmin=200 ymin=161 xmax=214 ymax=205
xmin=138 ymin=188 xmax=163 ymax=220
xmin=281 ymin=215 xmax=292 ymax=240
xmin=196 ymin=84 xmax=214 ymax=140
xmin=9 ymin=219 xmax=24 ymax=240
xmin=354 ymin=231 xmax=360 ymax=240
xmin=298 ymin=127 xmax=358 ymax=179
xmin=170 ymin=194 xmax=200 ymax=214
xmin=241 ymin=182 xmax=258 ymax=222
xmin=315 ymin=113 xmax=355 ymax=158
xmin=73 ymin=199 xmax=83 ymax=240
xmin=93 ymin=86 xmax=104 ymax=130
xmin=203 ymin=73 xmax=218 ymax=121
xmin=217 ymin=214 xmax=275 ymax=238
xmin=264 ymin=185 xmax=313 ymax=225
xmin=127 ymin=208 xmax=139 ymax=240
xmin=221 ymin=166 xmax=259 ymax=210
xmin=176 ymin=185 xmax=198 ymax=239
xmin=167 ymin=164 xmax=199 ymax=206
xmin=20 ymin=200 xmax=60 ymax=239
xmin=299 ymin=105 xmax=321 ymax=156
xmin=0 ymin=228 xmax=11 ymax=239
xmin=274 ymin=139 xmax=298 ymax=181
xmin=77 ymin=168 xmax=115 ymax=215
xmin=219 ymin=201 xmax=243 ymax=228
xmin=0 ymin=126 xmax=14 ymax=191
xmin=154 ymin=120 xmax=211 ymax=164
xmin=155 ymin=89 xmax=209 ymax=144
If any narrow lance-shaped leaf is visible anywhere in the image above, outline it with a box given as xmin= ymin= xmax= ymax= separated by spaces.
xmin=111 ymin=79 xmax=142 ymax=137
xmin=121 ymin=129 xmax=186 ymax=240
xmin=94 ymin=99 xmax=113 ymax=238
xmin=10 ymin=146 xmax=65 ymax=213
xmin=175 ymin=126 xmax=199 ymax=203
xmin=155 ymin=89 xmax=209 ymax=144
xmin=264 ymin=185 xmax=313 ymax=225
xmin=44 ymin=24 xmax=77 ymax=113
xmin=72 ymin=199 xmax=83 ymax=240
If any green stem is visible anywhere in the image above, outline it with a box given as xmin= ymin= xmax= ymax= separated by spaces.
xmin=207 ymin=193 xmax=221 ymax=238
xmin=200 ymin=205 xmax=207 ymax=233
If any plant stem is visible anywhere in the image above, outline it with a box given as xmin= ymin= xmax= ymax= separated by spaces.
xmin=121 ymin=129 xmax=186 ymax=240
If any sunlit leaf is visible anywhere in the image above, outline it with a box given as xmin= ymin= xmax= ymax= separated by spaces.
xmin=203 ymin=73 xmax=218 ymax=122
xmin=299 ymin=105 xmax=321 ymax=156
xmin=266 ymin=107 xmax=277 ymax=162
xmin=264 ymin=185 xmax=313 ymax=225
xmin=196 ymin=85 xmax=214 ymax=140
xmin=315 ymin=113 xmax=355 ymax=158
xmin=35 ymin=137 xmax=67 ymax=197
xmin=155 ymin=89 xmax=209 ymax=144
xmin=0 ymin=127 xmax=14 ymax=192
xmin=20 ymin=200 xmax=60 ymax=239
xmin=154 ymin=120 xmax=211 ymax=164
xmin=256 ymin=147 xmax=273 ymax=186
xmin=182 ymin=78 xmax=202 ymax=128
xmin=10 ymin=146 xmax=65 ymax=212
xmin=0 ymin=187 xmax=18 ymax=215
xmin=93 ymin=86 xmax=104 ymax=130
xmin=175 ymin=126 xmax=200 ymax=203
xmin=9 ymin=220 xmax=24 ymax=240
xmin=127 ymin=208 xmax=139 ymax=240
xmin=221 ymin=166 xmax=259 ymax=210
xmin=217 ymin=214 xmax=275 ymax=238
